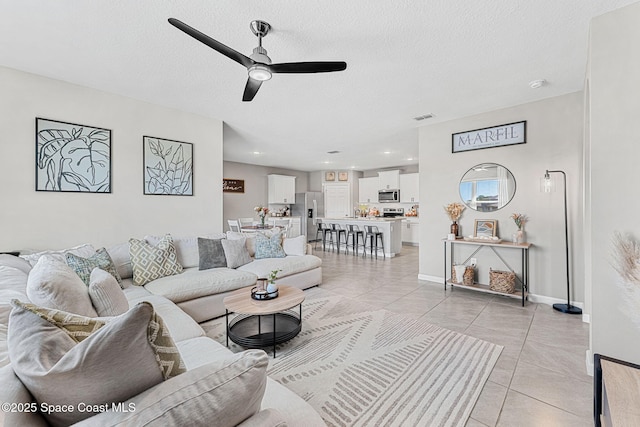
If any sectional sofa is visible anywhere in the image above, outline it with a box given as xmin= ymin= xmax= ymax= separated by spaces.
xmin=0 ymin=231 xmax=325 ymax=426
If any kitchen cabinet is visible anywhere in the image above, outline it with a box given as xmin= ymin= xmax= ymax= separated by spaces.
xmin=378 ymin=170 xmax=400 ymax=190
xmin=400 ymin=173 xmax=419 ymax=203
xmin=401 ymin=219 xmax=420 ymax=245
xmin=268 ymin=175 xmax=296 ymax=204
xmin=358 ymin=177 xmax=379 ymax=203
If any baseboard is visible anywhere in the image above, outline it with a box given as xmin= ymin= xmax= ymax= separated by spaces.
xmin=586 ymin=349 xmax=594 ymax=376
xmin=418 ymin=274 xmax=443 ymax=283
xmin=528 ymin=293 xmax=584 ymax=309
xmin=582 ymin=313 xmax=591 ymax=324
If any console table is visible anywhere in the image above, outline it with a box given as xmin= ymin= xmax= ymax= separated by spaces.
xmin=442 ymin=239 xmax=531 ymax=306
xmin=594 ymin=354 xmax=640 ymax=426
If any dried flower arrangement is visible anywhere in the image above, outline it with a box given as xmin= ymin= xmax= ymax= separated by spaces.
xmin=510 ymin=213 xmax=527 ymax=230
xmin=444 ymin=202 xmax=465 ymax=221
xmin=611 ymin=232 xmax=640 ymax=329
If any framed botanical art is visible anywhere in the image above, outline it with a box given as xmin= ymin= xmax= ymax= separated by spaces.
xmin=35 ymin=117 xmax=112 ymax=193
xmin=325 ymin=171 xmax=336 ymax=181
xmin=143 ymin=136 xmax=193 ymax=195
xmin=474 ymin=219 xmax=497 ymax=238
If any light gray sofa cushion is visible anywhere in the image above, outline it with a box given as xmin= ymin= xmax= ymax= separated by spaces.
xmin=26 ymin=255 xmax=98 ymax=317
xmin=238 ymin=255 xmax=322 ymax=280
xmin=0 ymin=254 xmax=32 ymax=274
xmin=0 ymin=365 xmax=48 ymax=427
xmin=20 ymin=243 xmax=96 ymax=267
xmin=72 ymin=350 xmax=269 ymax=427
xmin=221 ymin=237 xmax=252 ymax=268
xmin=143 ymin=267 xmax=257 ymax=303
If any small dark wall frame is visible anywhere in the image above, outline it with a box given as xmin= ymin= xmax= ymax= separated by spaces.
xmin=35 ymin=117 xmax=112 ymax=193
xmin=223 ymin=179 xmax=245 ymax=193
xmin=143 ymin=136 xmax=193 ymax=196
xmin=452 ymin=121 xmax=526 ymax=153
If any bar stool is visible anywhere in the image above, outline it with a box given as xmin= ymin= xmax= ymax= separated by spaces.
xmin=331 ymin=224 xmax=348 ymax=254
xmin=364 ymin=225 xmax=385 ymax=259
xmin=346 ymin=224 xmax=365 ymax=256
xmin=314 ymin=222 xmax=329 ymax=250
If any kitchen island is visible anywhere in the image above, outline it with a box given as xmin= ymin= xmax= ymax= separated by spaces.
xmin=318 ymin=217 xmax=403 ymax=257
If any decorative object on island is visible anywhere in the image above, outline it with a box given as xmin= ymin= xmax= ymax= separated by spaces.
xmin=444 ymin=202 xmax=465 ymax=237
xmin=610 ymin=232 xmax=640 ymax=329
xmin=36 ymin=117 xmax=112 ymax=193
xmin=452 ymin=121 xmax=526 ymax=153
xmin=543 ymin=169 xmax=581 ymax=314
xmin=143 ymin=136 xmax=193 ymax=196
xmin=489 ymin=269 xmax=516 ymax=294
xmin=474 ymin=219 xmax=497 ymax=238
xmin=510 ymin=213 xmax=527 ymax=244
xmin=223 ymin=178 xmax=244 ymax=193
xmin=254 ymin=206 xmax=269 ymax=227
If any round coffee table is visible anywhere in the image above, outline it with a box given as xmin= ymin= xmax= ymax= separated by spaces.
xmin=223 ymin=285 xmax=305 ymax=357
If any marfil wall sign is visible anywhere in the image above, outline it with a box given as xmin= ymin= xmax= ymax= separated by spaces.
xmin=452 ymin=121 xmax=526 ymax=153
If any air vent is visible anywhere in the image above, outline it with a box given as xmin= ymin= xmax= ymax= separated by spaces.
xmin=327 ymin=150 xmax=340 ymax=154
xmin=413 ymin=113 xmax=434 ymax=121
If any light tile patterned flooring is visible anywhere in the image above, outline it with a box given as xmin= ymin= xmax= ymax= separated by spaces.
xmin=314 ymin=244 xmax=592 ymax=427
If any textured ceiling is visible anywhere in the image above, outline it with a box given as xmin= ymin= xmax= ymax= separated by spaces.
xmin=0 ymin=1 xmax=634 ymax=171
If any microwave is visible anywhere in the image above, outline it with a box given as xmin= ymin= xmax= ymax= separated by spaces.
xmin=378 ymin=189 xmax=400 ymax=203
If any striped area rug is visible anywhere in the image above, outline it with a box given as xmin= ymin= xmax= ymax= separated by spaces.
xmin=208 ymin=287 xmax=502 ymax=427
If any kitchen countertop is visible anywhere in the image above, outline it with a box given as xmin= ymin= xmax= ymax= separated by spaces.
xmin=319 ymin=217 xmax=404 ymax=221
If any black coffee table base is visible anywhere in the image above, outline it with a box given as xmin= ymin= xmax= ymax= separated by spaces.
xmin=226 ymin=308 xmax=302 ymax=358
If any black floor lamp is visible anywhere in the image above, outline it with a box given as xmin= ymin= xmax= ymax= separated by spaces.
xmin=543 ymin=170 xmax=582 ymax=314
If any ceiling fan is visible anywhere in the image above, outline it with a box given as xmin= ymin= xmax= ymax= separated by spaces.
xmin=168 ymin=18 xmax=347 ymax=102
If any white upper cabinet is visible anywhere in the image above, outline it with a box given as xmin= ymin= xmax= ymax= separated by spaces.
xmin=400 ymin=173 xmax=419 ymax=203
xmin=378 ymin=170 xmax=400 ymax=190
xmin=358 ymin=177 xmax=378 ymax=203
xmin=268 ymin=175 xmax=296 ymax=204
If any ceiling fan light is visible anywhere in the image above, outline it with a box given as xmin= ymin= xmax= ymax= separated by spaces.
xmin=248 ymin=65 xmax=272 ymax=81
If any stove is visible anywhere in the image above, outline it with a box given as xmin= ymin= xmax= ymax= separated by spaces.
xmin=382 ymin=207 xmax=404 ymax=217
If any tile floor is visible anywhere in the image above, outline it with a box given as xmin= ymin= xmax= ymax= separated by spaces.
xmin=314 ymin=244 xmax=592 ymax=427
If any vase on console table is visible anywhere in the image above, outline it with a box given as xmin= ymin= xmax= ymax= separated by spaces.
xmin=450 ymin=221 xmax=459 ymax=238
xmin=512 ymin=229 xmax=525 ymax=244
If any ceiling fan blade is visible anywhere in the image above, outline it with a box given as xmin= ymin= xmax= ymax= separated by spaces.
xmin=269 ymin=61 xmax=347 ymax=74
xmin=242 ymin=78 xmax=263 ymax=102
xmin=168 ymin=18 xmax=254 ymax=69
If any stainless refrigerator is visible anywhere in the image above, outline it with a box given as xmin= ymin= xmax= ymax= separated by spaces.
xmin=290 ymin=192 xmax=324 ymax=242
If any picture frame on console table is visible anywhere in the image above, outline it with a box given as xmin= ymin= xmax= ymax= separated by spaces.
xmin=474 ymin=219 xmax=497 ymax=238
xmin=143 ymin=136 xmax=193 ymax=196
xmin=35 ymin=117 xmax=112 ymax=193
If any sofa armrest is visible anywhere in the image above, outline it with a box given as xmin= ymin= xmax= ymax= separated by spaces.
xmin=0 ymin=365 xmax=48 ymax=427
xmin=305 ymin=244 xmax=313 ymax=255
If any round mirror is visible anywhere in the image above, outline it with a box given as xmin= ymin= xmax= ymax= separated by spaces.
xmin=459 ymin=163 xmax=516 ymax=212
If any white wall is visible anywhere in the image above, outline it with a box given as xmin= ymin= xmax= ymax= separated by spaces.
xmin=418 ymin=92 xmax=584 ymax=302
xmin=588 ymin=2 xmax=640 ymax=364
xmin=0 ymin=66 xmax=224 ymax=251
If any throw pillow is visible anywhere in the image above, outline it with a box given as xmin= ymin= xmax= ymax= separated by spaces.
xmin=0 ymin=254 xmax=32 ymax=274
xmin=282 ymin=235 xmax=307 ymax=256
xmin=146 ymin=233 xmax=227 ymax=269
xmin=65 ymin=247 xmax=122 ymax=287
xmin=8 ymin=300 xmax=185 ymax=427
xmin=72 ymin=350 xmax=269 ymax=427
xmin=254 ymin=232 xmax=286 ymax=259
xmin=20 ymin=243 xmax=96 ymax=267
xmin=227 ymin=231 xmax=256 ymax=257
xmin=129 ymin=235 xmax=183 ymax=286
xmin=106 ymin=241 xmax=133 ymax=280
xmin=26 ymin=255 xmax=98 ymax=317
xmin=197 ymin=237 xmax=227 ymax=270
xmin=221 ymin=237 xmax=252 ymax=268
xmin=88 ymin=268 xmax=129 ymax=317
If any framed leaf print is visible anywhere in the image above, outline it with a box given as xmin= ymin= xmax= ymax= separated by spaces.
xmin=143 ymin=136 xmax=193 ymax=196
xmin=35 ymin=118 xmax=112 ymax=193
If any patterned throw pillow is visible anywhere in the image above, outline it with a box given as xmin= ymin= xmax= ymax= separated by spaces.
xmin=66 ymin=247 xmax=122 ymax=287
xmin=129 ymin=235 xmax=183 ymax=286
xmin=8 ymin=300 xmax=185 ymax=426
xmin=254 ymin=232 xmax=286 ymax=259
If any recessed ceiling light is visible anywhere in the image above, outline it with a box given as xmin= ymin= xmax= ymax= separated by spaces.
xmin=413 ymin=113 xmax=434 ymax=121
xmin=322 ymin=161 xmax=331 ymax=164
xmin=529 ymin=79 xmax=546 ymax=89
xmin=383 ymin=151 xmax=391 ymax=154
xmin=252 ymin=151 xmax=261 ymax=155
xmin=407 ymin=158 xmax=414 ymax=161
xmin=350 ymin=166 xmax=356 ymax=169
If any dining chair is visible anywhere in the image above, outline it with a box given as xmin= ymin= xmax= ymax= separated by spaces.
xmin=272 ymin=218 xmax=291 ymax=237
xmin=227 ymin=219 xmax=241 ymax=232
xmin=238 ymin=217 xmax=254 ymax=228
